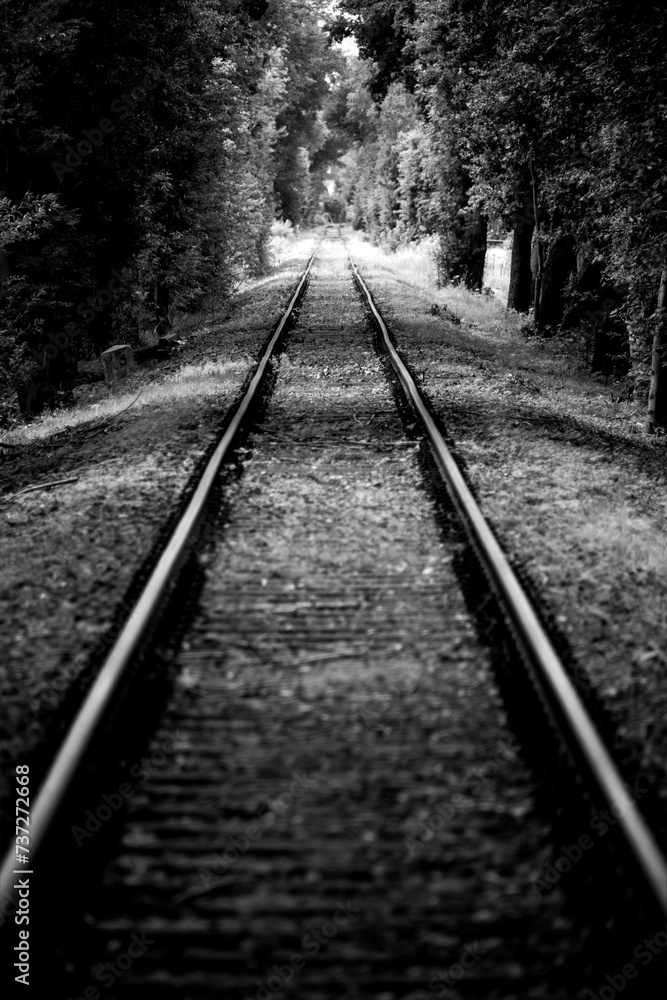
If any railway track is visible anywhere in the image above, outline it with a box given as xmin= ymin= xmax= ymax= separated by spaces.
xmin=1 ymin=229 xmax=665 ymax=999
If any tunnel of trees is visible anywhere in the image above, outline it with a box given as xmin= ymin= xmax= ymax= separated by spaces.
xmin=1 ymin=0 xmax=666 ymax=430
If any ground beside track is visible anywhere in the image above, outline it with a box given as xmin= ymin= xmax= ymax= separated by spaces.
xmin=349 ymin=234 xmax=667 ymax=842
xmin=0 ymin=234 xmax=316 ymax=818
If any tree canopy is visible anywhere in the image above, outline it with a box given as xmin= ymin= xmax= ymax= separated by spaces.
xmin=2 ymin=1 xmax=666 ymax=427
xmin=328 ymin=0 xmax=667 ymax=426
xmin=0 ymin=0 xmax=340 ymax=419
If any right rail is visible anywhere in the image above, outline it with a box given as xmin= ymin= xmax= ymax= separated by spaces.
xmin=349 ymin=253 xmax=667 ymax=928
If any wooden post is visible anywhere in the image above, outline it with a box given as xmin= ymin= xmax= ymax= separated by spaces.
xmin=646 ymin=266 xmax=667 ymax=434
xmin=101 ymin=345 xmax=134 ymax=383
xmin=529 ymin=156 xmax=543 ymax=325
xmin=507 ymin=204 xmax=534 ymax=312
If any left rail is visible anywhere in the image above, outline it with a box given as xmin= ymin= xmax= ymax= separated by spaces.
xmin=0 ymin=248 xmax=318 ymax=905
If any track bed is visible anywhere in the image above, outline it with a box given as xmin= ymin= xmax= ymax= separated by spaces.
xmin=4 ymin=235 xmax=664 ymax=1000
xmin=70 ymin=237 xmax=588 ymax=999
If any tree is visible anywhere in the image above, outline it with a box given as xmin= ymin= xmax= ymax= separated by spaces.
xmin=0 ymin=0 xmax=340 ymax=420
xmin=331 ymin=0 xmax=667 ymax=426
xmin=329 ymin=1 xmax=491 ymax=289
xmin=646 ymin=268 xmax=667 ymax=434
xmin=269 ymin=1 xmax=342 ymax=224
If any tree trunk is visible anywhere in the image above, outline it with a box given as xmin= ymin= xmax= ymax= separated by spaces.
xmin=436 ymin=205 xmax=487 ymax=290
xmin=591 ymin=327 xmax=607 ymax=372
xmin=537 ymin=233 xmax=575 ymax=328
xmin=464 ymin=208 xmax=487 ymax=291
xmin=646 ymin=266 xmax=667 ymax=433
xmin=0 ymin=249 xmax=8 ymax=290
xmin=155 ymin=282 xmax=171 ymax=338
xmin=507 ymin=212 xmax=534 ymax=312
xmin=0 ymin=190 xmax=9 ymax=290
xmin=529 ymin=157 xmax=543 ymax=324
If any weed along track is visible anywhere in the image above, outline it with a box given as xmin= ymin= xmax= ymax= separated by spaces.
xmin=2 ymin=232 xmax=665 ymax=999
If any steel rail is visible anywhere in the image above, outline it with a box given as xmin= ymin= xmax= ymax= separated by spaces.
xmin=0 ymin=248 xmax=318 ymax=905
xmin=349 ymin=254 xmax=667 ymax=924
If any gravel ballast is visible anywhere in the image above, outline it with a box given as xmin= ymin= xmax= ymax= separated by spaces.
xmin=1 ymin=231 xmax=662 ymax=999
xmin=68 ymin=235 xmax=605 ymax=1000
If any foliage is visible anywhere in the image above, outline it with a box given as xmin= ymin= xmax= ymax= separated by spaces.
xmin=330 ymin=0 xmax=667 ymax=420
xmin=5 ymin=1 xmax=665 ymax=424
xmin=269 ymin=2 xmax=343 ymax=224
xmin=0 ymin=0 xmax=338 ymax=420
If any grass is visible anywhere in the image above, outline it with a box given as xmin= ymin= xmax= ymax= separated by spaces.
xmin=354 ymin=235 xmax=529 ymax=348
xmin=1 ymin=226 xmax=318 ymax=449
xmin=0 ymin=229 xmax=321 ymax=819
xmin=0 ymin=359 xmax=253 ymax=447
xmin=351 ymin=233 xmax=661 ymax=442
xmin=583 ymin=510 xmax=667 ymax=580
xmin=348 ymin=229 xmax=667 ymax=812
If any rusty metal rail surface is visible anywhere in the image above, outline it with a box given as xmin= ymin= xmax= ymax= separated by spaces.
xmin=348 ymin=253 xmax=667 ymax=927
xmin=0 ymin=246 xmax=319 ymax=905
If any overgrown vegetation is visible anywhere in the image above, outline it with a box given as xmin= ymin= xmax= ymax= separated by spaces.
xmin=2 ymin=2 xmax=665 ymax=430
xmin=0 ymin=0 xmax=341 ymax=422
xmin=328 ymin=1 xmax=667 ymax=430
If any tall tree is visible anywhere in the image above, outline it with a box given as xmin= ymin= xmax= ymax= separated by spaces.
xmin=646 ymin=267 xmax=667 ymax=434
xmin=270 ymin=1 xmax=342 ymax=224
xmin=0 ymin=0 xmax=340 ymax=419
xmin=332 ymin=0 xmax=667 ymax=425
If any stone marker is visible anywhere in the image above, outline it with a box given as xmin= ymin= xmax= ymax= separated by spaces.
xmin=102 ymin=344 xmax=134 ymax=383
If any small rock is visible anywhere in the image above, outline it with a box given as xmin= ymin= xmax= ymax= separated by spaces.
xmin=6 ymin=513 xmax=30 ymax=526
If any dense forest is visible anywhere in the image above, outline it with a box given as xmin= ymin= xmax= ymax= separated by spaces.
xmin=1 ymin=1 xmax=666 ymax=430
xmin=0 ymin=0 xmax=341 ymax=420
xmin=328 ymin=0 xmax=667 ymax=432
